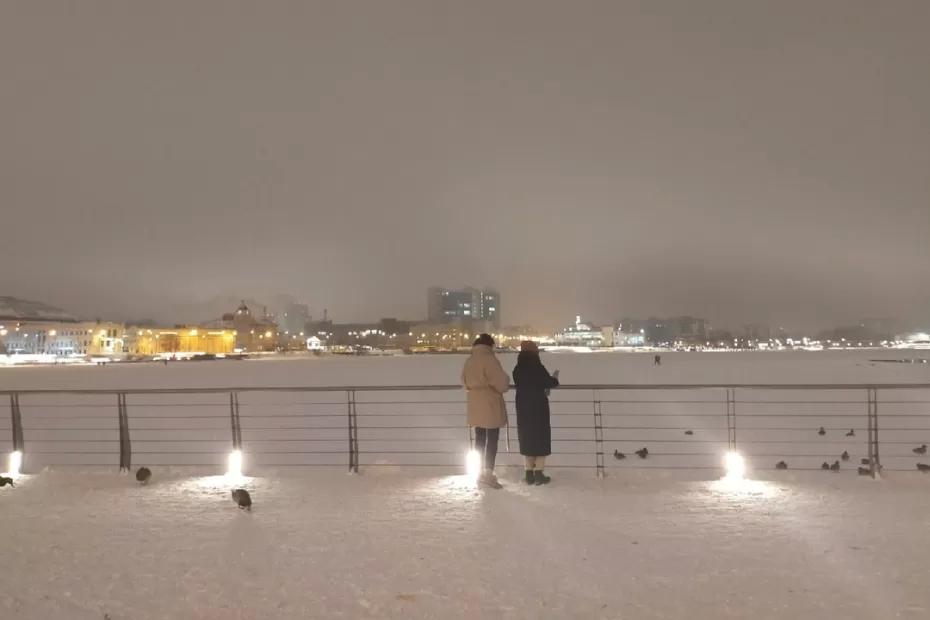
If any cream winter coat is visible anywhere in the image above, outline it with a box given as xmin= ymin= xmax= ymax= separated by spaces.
xmin=461 ymin=344 xmax=510 ymax=428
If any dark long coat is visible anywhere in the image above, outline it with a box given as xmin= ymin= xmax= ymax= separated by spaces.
xmin=513 ymin=352 xmax=559 ymax=457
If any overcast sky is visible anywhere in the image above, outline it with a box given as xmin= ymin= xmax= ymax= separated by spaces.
xmin=1 ymin=1 xmax=928 ymax=331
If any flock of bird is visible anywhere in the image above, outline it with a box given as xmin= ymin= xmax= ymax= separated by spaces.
xmin=132 ymin=467 xmax=253 ymax=509
xmin=780 ymin=430 xmax=928 ymax=473
xmin=613 ymin=447 xmax=649 ymax=460
xmin=131 ymin=467 xmax=252 ymax=509
xmin=2 ymin=465 xmax=254 ymax=509
xmin=608 ymin=426 xmax=930 ymax=473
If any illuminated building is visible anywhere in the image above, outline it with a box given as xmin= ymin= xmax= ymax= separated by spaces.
xmin=219 ymin=302 xmax=278 ymax=352
xmin=555 ymin=316 xmax=606 ymax=347
xmin=1 ymin=321 xmax=125 ymax=356
xmin=125 ymin=327 xmax=236 ymax=355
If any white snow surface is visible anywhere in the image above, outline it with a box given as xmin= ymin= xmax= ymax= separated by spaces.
xmin=2 ymin=468 xmax=930 ymax=619
xmin=2 ymin=352 xmax=930 ymax=618
xmin=2 ymin=349 xmax=928 ymax=391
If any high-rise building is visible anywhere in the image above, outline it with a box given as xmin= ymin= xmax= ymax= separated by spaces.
xmin=427 ymin=286 xmax=500 ymax=327
xmin=279 ymin=302 xmax=310 ymax=336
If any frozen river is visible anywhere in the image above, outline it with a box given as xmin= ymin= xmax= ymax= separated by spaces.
xmin=2 ymin=349 xmax=929 ymax=390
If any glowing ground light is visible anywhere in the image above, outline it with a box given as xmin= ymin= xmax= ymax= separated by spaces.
xmin=7 ymin=451 xmax=22 ymax=477
xmin=465 ymin=449 xmax=482 ymax=479
xmin=724 ymin=451 xmax=746 ymax=481
xmin=227 ymin=449 xmax=243 ymax=478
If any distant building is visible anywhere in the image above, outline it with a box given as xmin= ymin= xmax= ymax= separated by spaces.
xmin=819 ymin=320 xmax=898 ymax=346
xmin=858 ymin=318 xmax=900 ymax=341
xmin=617 ymin=316 xmax=708 ymax=346
xmin=125 ymin=327 xmax=236 ymax=356
xmin=607 ymin=323 xmax=646 ymax=347
xmin=310 ymin=317 xmax=415 ymax=349
xmin=674 ymin=316 xmax=708 ymax=345
xmin=218 ymin=302 xmax=278 ymax=351
xmin=427 ymin=286 xmax=500 ymax=327
xmin=307 ymin=309 xmax=334 ymax=341
xmin=743 ymin=324 xmax=772 ymax=342
xmin=556 ymin=316 xmax=606 ymax=347
xmin=278 ymin=302 xmax=310 ymax=336
xmin=1 ymin=321 xmax=124 ymax=356
xmin=410 ymin=320 xmax=495 ymax=349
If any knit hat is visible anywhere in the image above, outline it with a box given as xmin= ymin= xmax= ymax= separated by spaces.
xmin=520 ymin=340 xmax=539 ymax=352
xmin=474 ymin=333 xmax=495 ymax=347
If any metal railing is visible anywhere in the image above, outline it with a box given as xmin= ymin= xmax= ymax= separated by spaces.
xmin=3 ymin=384 xmax=930 ymax=478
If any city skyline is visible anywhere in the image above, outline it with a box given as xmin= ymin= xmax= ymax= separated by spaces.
xmin=0 ymin=292 xmax=919 ymax=338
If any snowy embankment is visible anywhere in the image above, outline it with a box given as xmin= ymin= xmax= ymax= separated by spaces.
xmin=2 ymin=468 xmax=930 ymax=619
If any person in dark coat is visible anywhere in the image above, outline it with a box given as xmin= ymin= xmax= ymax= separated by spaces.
xmin=513 ymin=341 xmax=559 ymax=485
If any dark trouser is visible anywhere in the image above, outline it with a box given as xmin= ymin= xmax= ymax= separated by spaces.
xmin=474 ymin=427 xmax=500 ymax=472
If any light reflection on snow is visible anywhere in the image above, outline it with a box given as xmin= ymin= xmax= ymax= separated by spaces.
xmin=5 ymin=450 xmax=22 ymax=478
xmin=226 ymin=450 xmax=243 ymax=478
xmin=723 ymin=451 xmax=746 ymax=482
xmin=465 ymin=450 xmax=481 ymax=480
xmin=183 ymin=474 xmax=256 ymax=492
xmin=417 ymin=475 xmax=484 ymax=501
xmin=709 ymin=477 xmax=781 ymax=498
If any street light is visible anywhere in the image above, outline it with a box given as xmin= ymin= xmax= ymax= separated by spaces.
xmin=724 ymin=451 xmax=745 ymax=481
xmin=7 ymin=450 xmax=22 ymax=477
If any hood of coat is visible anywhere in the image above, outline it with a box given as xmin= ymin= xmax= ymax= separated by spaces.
xmin=471 ymin=344 xmax=496 ymax=356
xmin=515 ymin=350 xmax=541 ymax=367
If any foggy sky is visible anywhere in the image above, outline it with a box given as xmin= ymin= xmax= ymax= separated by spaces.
xmin=2 ymin=1 xmax=928 ymax=331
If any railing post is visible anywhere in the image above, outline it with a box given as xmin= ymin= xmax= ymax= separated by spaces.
xmin=10 ymin=393 xmax=24 ymax=468
xmin=726 ymin=388 xmax=737 ymax=451
xmin=229 ymin=392 xmax=242 ymax=450
xmin=347 ymin=390 xmax=359 ymax=473
xmin=117 ymin=393 xmax=132 ymax=472
xmin=592 ymin=389 xmax=605 ymax=478
xmin=867 ymin=388 xmax=880 ymax=478
xmin=873 ymin=390 xmax=880 ymax=475
xmin=10 ymin=393 xmax=24 ymax=452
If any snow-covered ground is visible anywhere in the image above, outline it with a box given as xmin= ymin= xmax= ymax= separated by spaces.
xmin=2 ymin=352 xmax=930 ymax=618
xmin=2 ymin=468 xmax=930 ymax=619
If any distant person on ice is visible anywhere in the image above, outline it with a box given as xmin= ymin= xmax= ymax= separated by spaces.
xmin=513 ymin=341 xmax=559 ymax=485
xmin=462 ymin=333 xmax=510 ymax=489
xmin=654 ymin=354 xmax=662 ymax=366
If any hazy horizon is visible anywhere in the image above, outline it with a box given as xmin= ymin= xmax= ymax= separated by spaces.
xmin=2 ymin=1 xmax=928 ymax=333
